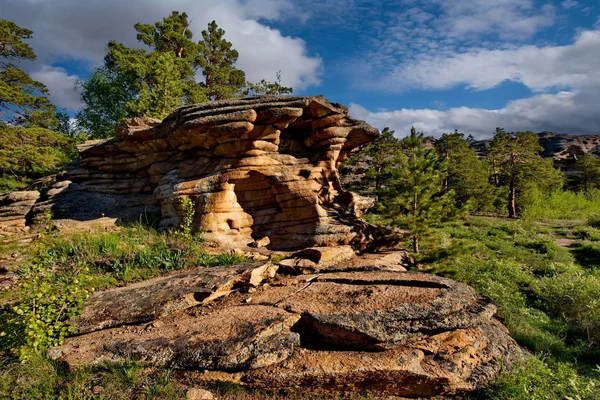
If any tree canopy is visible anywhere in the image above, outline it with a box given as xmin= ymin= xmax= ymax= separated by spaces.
xmin=487 ymin=128 xmax=563 ymax=218
xmin=0 ymin=19 xmax=56 ymax=127
xmin=386 ymin=127 xmax=458 ymax=252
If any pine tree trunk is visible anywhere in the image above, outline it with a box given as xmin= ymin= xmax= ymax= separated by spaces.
xmin=507 ymin=182 xmax=517 ymax=218
xmin=413 ymin=234 xmax=419 ymax=253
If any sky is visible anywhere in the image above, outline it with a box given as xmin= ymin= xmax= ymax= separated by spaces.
xmin=2 ymin=0 xmax=599 ymax=139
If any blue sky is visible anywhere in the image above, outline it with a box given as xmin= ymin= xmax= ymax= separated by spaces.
xmin=2 ymin=0 xmax=599 ymax=138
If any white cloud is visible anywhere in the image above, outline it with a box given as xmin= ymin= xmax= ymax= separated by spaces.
xmin=350 ymin=84 xmax=600 ymax=139
xmin=435 ymin=0 xmax=555 ymax=41
xmin=561 ymin=0 xmax=580 ymax=9
xmin=30 ymin=66 xmax=83 ymax=111
xmin=2 ymin=0 xmax=322 ymax=110
xmin=370 ymin=29 xmax=600 ymax=93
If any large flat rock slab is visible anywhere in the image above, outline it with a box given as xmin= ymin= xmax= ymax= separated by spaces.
xmin=49 ymin=305 xmax=300 ymax=371
xmin=72 ymin=261 xmax=277 ymax=335
xmin=48 ymin=258 xmax=521 ymax=398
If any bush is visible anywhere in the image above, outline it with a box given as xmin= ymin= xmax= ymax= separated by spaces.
xmin=536 ymin=267 xmax=600 ymax=340
xmin=2 ymin=255 xmax=93 ymax=361
xmin=483 ymin=357 xmax=600 ymax=400
xmin=521 ymin=188 xmax=600 ymax=221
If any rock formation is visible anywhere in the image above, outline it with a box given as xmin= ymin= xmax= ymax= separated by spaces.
xmin=3 ymin=96 xmax=399 ymax=250
xmin=0 ymin=191 xmax=39 ymax=236
xmin=48 ymin=253 xmax=521 ymax=398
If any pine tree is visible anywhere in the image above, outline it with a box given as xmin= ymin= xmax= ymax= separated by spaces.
xmin=487 ymin=128 xmax=563 ymax=218
xmin=386 ymin=127 xmax=457 ymax=253
xmin=0 ymin=19 xmax=56 ymax=127
xmin=341 ymin=127 xmax=401 ymax=204
xmin=434 ymin=130 xmax=498 ymax=212
xmin=198 ymin=21 xmax=246 ymax=100
xmin=128 ymin=53 xmax=185 ymax=119
xmin=572 ymin=153 xmax=600 ymax=193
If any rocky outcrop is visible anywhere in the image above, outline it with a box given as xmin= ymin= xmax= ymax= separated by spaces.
xmin=14 ymin=96 xmax=390 ymax=251
xmin=0 ymin=191 xmax=39 ymax=236
xmin=48 ymin=254 xmax=521 ymax=398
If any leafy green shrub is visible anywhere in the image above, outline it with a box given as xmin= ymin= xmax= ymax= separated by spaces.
xmin=5 ymin=260 xmax=93 ymax=361
xmin=483 ymin=357 xmax=600 ymax=400
xmin=574 ymin=226 xmax=600 ymax=242
xmin=588 ymin=214 xmax=600 ymax=229
xmin=175 ymin=197 xmax=196 ymax=239
xmin=521 ymin=188 xmax=600 ymax=221
xmin=536 ymin=267 xmax=600 ymax=340
xmin=572 ymin=241 xmax=600 ymax=268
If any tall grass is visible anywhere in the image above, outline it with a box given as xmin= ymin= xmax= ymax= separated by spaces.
xmin=521 ymin=187 xmax=600 ymax=220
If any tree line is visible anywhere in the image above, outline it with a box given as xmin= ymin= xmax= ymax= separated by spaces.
xmin=341 ymin=127 xmax=600 ymax=252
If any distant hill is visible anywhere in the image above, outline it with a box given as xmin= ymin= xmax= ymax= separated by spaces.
xmin=472 ymin=132 xmax=600 ymax=161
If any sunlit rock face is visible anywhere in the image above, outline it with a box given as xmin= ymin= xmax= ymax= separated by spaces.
xmin=30 ymin=96 xmax=381 ymax=250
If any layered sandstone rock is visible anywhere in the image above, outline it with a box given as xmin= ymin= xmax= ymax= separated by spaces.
xmin=0 ymin=191 xmax=39 ymax=236
xmin=16 ymin=96 xmax=392 ymax=250
xmin=48 ymin=254 xmax=521 ymax=398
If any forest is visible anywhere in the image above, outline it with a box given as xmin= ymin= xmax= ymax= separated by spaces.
xmin=1 ymin=12 xmax=600 ymax=400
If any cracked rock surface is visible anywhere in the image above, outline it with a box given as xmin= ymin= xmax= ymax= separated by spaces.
xmin=48 ymin=253 xmax=521 ymax=398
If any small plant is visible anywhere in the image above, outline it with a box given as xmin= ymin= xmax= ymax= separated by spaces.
xmin=174 ymin=197 xmax=197 ymax=241
xmin=36 ymin=209 xmax=57 ymax=239
xmin=5 ymin=259 xmax=93 ymax=361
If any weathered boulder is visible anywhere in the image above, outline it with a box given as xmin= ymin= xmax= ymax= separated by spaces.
xmin=49 ymin=257 xmax=521 ymax=398
xmin=0 ymin=191 xmax=39 ymax=235
xmin=17 ymin=96 xmax=391 ymax=251
xmin=71 ymin=261 xmax=277 ymax=335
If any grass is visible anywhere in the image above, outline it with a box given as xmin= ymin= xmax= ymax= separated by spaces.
xmin=414 ymin=215 xmax=600 ymax=399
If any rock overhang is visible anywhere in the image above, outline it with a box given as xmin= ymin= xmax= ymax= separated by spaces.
xmin=26 ymin=96 xmax=383 ymax=251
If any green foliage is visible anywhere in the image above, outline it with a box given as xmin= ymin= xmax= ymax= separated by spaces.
xmin=487 ymin=129 xmax=563 ymax=218
xmin=0 ymin=124 xmax=75 ymax=193
xmin=245 ymin=70 xmax=294 ymax=96
xmin=102 ymin=11 xmax=209 ymax=119
xmin=385 ymin=127 xmax=460 ymax=252
xmin=127 ymin=52 xmax=186 ymax=119
xmin=341 ymin=127 xmax=401 ymax=203
xmin=434 ymin=130 xmax=501 ymax=213
xmin=174 ymin=197 xmax=196 ymax=240
xmin=8 ymin=262 xmax=93 ymax=361
xmin=570 ymin=153 xmax=600 ymax=192
xmin=198 ymin=20 xmax=246 ymax=100
xmin=536 ymin=266 xmax=600 ymax=340
xmin=0 ymin=19 xmax=56 ymax=127
xmin=483 ymin=357 xmax=600 ymax=400
xmin=521 ymin=188 xmax=600 ymax=220
xmin=75 ymin=67 xmax=139 ymax=138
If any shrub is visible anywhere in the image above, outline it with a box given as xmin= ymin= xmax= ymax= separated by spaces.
xmin=483 ymin=357 xmax=600 ymax=400
xmin=536 ymin=267 xmax=600 ymax=340
xmin=5 ymin=259 xmax=93 ymax=361
xmin=521 ymin=188 xmax=600 ymax=221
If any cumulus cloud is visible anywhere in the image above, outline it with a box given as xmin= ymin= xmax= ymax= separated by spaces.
xmin=2 ymin=0 xmax=322 ymax=110
xmin=30 ymin=66 xmax=83 ymax=111
xmin=350 ymin=84 xmax=600 ymax=139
